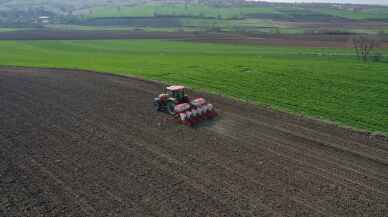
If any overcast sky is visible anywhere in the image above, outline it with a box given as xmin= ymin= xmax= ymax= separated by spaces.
xmin=254 ymin=0 xmax=388 ymax=5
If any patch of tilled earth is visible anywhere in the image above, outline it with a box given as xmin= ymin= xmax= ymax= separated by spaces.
xmin=0 ymin=67 xmax=387 ymax=217
xmin=2 ymin=30 xmax=387 ymax=48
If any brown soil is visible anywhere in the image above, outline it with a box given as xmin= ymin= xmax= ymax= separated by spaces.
xmin=0 ymin=67 xmax=387 ymax=217
xmin=1 ymin=29 xmax=387 ymax=48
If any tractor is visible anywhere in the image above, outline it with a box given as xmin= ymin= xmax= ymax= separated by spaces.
xmin=153 ymin=85 xmax=217 ymax=126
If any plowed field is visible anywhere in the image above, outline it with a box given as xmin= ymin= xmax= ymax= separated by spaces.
xmin=1 ymin=29 xmax=387 ymax=48
xmin=1 ymin=67 xmax=387 ymax=217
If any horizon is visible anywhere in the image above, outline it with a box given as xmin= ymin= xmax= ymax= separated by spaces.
xmin=249 ymin=0 xmax=388 ymax=6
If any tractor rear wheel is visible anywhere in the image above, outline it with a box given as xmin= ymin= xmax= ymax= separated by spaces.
xmin=166 ymin=101 xmax=176 ymax=115
xmin=154 ymin=101 xmax=161 ymax=111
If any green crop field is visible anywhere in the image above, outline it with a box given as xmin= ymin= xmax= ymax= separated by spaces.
xmin=0 ymin=40 xmax=387 ymax=133
xmin=310 ymin=7 xmax=388 ymax=20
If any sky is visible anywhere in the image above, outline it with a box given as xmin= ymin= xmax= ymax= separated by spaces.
xmin=252 ymin=0 xmax=388 ymax=5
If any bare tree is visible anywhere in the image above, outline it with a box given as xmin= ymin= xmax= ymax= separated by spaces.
xmin=352 ymin=35 xmax=381 ymax=62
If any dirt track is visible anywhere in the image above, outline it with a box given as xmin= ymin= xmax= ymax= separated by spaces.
xmin=1 ymin=67 xmax=387 ymax=217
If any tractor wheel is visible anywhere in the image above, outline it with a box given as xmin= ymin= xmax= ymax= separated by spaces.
xmin=153 ymin=101 xmax=161 ymax=111
xmin=166 ymin=101 xmax=176 ymax=115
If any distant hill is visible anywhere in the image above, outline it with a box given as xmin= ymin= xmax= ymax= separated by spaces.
xmin=1 ymin=0 xmax=388 ymax=32
xmin=261 ymin=0 xmax=388 ymax=6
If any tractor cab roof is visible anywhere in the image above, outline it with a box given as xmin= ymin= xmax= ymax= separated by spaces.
xmin=166 ymin=85 xmax=185 ymax=92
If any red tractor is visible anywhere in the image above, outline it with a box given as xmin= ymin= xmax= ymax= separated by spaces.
xmin=153 ymin=85 xmax=217 ymax=126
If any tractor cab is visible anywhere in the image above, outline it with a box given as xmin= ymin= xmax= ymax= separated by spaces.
xmin=166 ymin=85 xmax=188 ymax=103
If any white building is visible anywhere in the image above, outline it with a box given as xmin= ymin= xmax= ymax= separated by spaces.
xmin=38 ymin=16 xmax=50 ymax=24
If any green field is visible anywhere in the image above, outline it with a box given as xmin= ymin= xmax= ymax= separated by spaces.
xmin=310 ymin=7 xmax=388 ymax=20
xmin=0 ymin=40 xmax=387 ymax=133
xmin=0 ymin=28 xmax=29 ymax=32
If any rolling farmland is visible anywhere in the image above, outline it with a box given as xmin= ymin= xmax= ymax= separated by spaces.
xmin=0 ymin=39 xmax=387 ymax=133
xmin=80 ymin=2 xmax=388 ymax=20
xmin=1 ymin=2 xmax=388 ymax=214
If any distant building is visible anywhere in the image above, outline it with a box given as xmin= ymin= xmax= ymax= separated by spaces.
xmin=38 ymin=16 xmax=50 ymax=24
